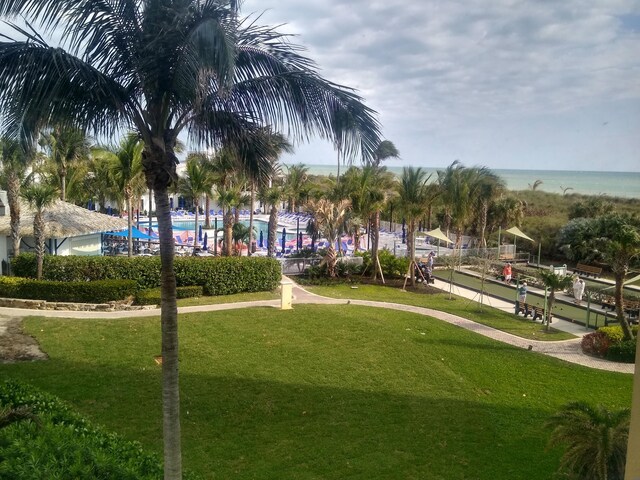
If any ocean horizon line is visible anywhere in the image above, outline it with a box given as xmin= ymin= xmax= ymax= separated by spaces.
xmin=280 ymin=163 xmax=640 ymax=199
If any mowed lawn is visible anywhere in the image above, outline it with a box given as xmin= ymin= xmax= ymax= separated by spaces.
xmin=0 ymin=304 xmax=632 ymax=480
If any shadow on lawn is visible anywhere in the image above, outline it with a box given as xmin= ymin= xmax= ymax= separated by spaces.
xmin=2 ymin=359 xmax=562 ymax=480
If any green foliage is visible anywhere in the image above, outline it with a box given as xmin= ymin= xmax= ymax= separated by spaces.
xmin=0 ymin=380 xmax=169 ymax=479
xmin=568 ymin=197 xmax=614 ymax=220
xmin=546 ymin=401 xmax=630 ymax=480
xmin=598 ymin=326 xmax=625 ymax=344
xmin=135 ymin=286 xmax=204 ymax=306
xmin=12 ymin=253 xmax=281 ymax=295
xmin=0 ymin=276 xmax=137 ymax=303
xmin=606 ymin=339 xmax=637 ymax=363
xmin=359 ymin=249 xmax=410 ymax=278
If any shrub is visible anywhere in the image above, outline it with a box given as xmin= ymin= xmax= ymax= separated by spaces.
xmin=606 ymin=339 xmax=637 ymax=363
xmin=598 ymin=326 xmax=625 ymax=345
xmin=0 ymin=277 xmax=137 ymax=303
xmin=11 ymin=253 xmax=281 ymax=295
xmin=580 ymin=331 xmax=610 ymax=357
xmin=358 ymin=249 xmax=410 ymax=278
xmin=0 ymin=380 xmax=166 ymax=479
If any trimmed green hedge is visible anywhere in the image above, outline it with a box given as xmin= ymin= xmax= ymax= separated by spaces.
xmin=0 ymin=380 xmax=202 ymax=479
xmin=0 ymin=277 xmax=137 ymax=303
xmin=12 ymin=253 xmax=281 ymax=295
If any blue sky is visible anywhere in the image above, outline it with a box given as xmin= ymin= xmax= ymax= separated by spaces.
xmin=243 ymin=0 xmax=640 ymax=172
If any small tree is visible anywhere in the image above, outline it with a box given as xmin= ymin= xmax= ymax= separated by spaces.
xmin=21 ymin=184 xmax=59 ymax=279
xmin=546 ymin=402 xmax=629 ymax=480
xmin=309 ymin=198 xmax=351 ymax=277
xmin=538 ymin=270 xmax=573 ymax=332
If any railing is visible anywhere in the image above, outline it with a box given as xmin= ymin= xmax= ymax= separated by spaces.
xmin=279 ymin=255 xmax=363 ymax=276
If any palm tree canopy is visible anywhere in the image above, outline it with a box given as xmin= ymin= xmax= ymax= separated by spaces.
xmin=20 ymin=183 xmax=59 ymax=211
xmin=0 ymin=0 xmax=381 ymax=187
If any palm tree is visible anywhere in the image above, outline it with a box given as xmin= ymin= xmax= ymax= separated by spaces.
xmin=592 ymin=214 xmax=640 ymax=342
xmin=261 ymin=184 xmax=285 ymax=257
xmin=397 ymin=167 xmax=432 ymax=286
xmin=546 ymin=402 xmax=629 ymax=480
xmin=217 ymin=186 xmax=241 ymax=257
xmin=39 ymin=127 xmax=91 ymax=202
xmin=538 ymin=270 xmax=573 ymax=332
xmin=232 ymin=222 xmax=255 ymax=256
xmin=370 ymin=139 xmax=400 ymax=168
xmin=0 ymin=2 xmax=381 ymax=477
xmin=93 ymin=134 xmax=144 ymax=256
xmin=179 ymin=154 xmax=216 ymax=249
xmin=474 ymin=169 xmax=505 ymax=248
xmin=284 ymin=164 xmax=309 ymax=213
xmin=0 ymin=137 xmax=33 ymax=260
xmin=309 ymin=198 xmax=351 ymax=277
xmin=20 ymin=184 xmax=58 ymax=279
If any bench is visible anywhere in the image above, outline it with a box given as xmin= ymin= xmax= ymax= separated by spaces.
xmin=573 ymin=263 xmax=602 ymax=278
xmin=515 ymin=301 xmax=550 ymax=322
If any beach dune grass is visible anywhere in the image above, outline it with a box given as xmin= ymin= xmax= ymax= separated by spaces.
xmin=0 ymin=305 xmax=631 ymax=479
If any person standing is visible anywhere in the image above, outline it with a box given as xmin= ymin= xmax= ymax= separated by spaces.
xmin=573 ymin=277 xmax=586 ymax=306
xmin=502 ymin=262 xmax=512 ymax=285
xmin=518 ymin=282 xmax=528 ymax=304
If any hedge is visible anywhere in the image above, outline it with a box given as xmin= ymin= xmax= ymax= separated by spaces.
xmin=0 ymin=277 xmax=137 ymax=303
xmin=0 ymin=380 xmax=202 ymax=479
xmin=12 ymin=253 xmax=281 ymax=295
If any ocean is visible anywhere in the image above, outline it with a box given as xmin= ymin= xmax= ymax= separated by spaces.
xmin=292 ymin=164 xmax=640 ymax=199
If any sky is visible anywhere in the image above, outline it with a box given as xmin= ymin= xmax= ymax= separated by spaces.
xmin=242 ymin=0 xmax=640 ymax=172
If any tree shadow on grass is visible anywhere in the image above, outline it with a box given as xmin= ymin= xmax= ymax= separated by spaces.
xmin=1 ymin=359 xmax=563 ymax=480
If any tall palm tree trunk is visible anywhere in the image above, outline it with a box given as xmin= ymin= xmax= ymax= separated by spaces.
xmin=148 ymin=188 xmax=153 ymax=250
xmin=268 ymin=205 xmax=277 ymax=257
xmin=153 ymin=186 xmax=181 ymax=479
xmin=326 ymin=244 xmax=337 ymax=277
xmin=34 ymin=213 xmax=45 ymax=280
xmin=248 ymin=185 xmax=255 ymax=255
xmin=126 ymin=196 xmax=133 ymax=257
xmin=480 ymin=202 xmax=488 ymax=248
xmin=408 ymin=219 xmax=416 ymax=287
xmin=224 ymin=209 xmax=233 ymax=256
xmin=7 ymin=172 xmax=21 ymax=258
xmin=204 ymin=195 xmax=211 ymax=229
xmin=60 ymin=173 xmax=66 ymax=202
xmin=614 ymin=272 xmax=634 ymax=341
xmin=370 ymin=211 xmax=380 ymax=280
xmin=193 ymin=201 xmax=199 ymax=248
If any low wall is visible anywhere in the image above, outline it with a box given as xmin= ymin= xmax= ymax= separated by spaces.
xmin=0 ymin=297 xmax=155 ymax=312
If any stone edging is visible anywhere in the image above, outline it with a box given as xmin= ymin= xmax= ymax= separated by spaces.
xmin=0 ymin=297 xmax=155 ymax=312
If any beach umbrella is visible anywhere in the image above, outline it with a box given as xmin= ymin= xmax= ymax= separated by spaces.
xmin=107 ymin=205 xmax=112 ymax=216
xmin=281 ymin=227 xmax=287 ymax=253
xmin=198 ymin=224 xmax=203 ymax=242
xmin=259 ymin=230 xmax=264 ymax=248
xmin=298 ymin=231 xmax=303 ymax=249
xmin=170 ymin=197 xmax=174 ymax=210
xmin=203 ymin=232 xmax=208 ymax=249
xmin=402 ymin=218 xmax=406 ymax=244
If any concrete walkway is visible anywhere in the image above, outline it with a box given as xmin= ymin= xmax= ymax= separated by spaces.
xmin=0 ymin=279 xmax=634 ymax=374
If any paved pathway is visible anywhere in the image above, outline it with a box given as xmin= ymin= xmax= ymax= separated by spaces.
xmin=0 ymin=278 xmax=634 ymax=374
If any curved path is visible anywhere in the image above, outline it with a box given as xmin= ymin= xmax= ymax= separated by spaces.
xmin=0 ymin=281 xmax=634 ymax=374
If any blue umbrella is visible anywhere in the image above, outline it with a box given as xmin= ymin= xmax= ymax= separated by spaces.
xmin=203 ymin=232 xmax=208 ymax=249
xmin=298 ymin=232 xmax=303 ymax=249
xmin=198 ymin=224 xmax=203 ymax=242
xmin=281 ymin=227 xmax=286 ymax=253
xmin=259 ymin=230 xmax=264 ymax=248
xmin=107 ymin=205 xmax=112 ymax=215
xmin=170 ymin=197 xmax=174 ymax=210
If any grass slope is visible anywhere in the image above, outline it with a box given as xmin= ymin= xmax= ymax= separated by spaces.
xmin=306 ymin=283 xmax=574 ymax=341
xmin=0 ymin=305 xmax=631 ymax=479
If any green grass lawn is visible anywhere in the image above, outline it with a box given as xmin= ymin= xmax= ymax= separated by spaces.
xmin=306 ymin=283 xmax=575 ymax=341
xmin=1 ymin=305 xmax=631 ymax=479
xmin=177 ymin=290 xmax=279 ymax=307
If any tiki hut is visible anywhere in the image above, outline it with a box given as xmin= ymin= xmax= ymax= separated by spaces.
xmin=0 ymin=197 xmax=128 ymax=272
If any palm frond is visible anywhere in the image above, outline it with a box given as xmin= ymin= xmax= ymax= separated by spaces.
xmin=0 ymin=41 xmax=128 ymax=142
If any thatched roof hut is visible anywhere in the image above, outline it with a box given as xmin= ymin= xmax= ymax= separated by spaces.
xmin=0 ymin=200 xmax=128 ymax=237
